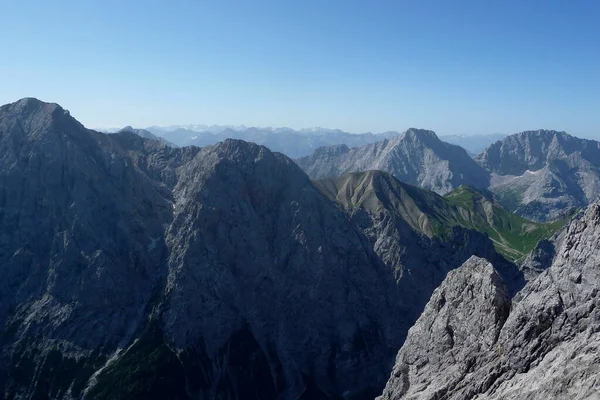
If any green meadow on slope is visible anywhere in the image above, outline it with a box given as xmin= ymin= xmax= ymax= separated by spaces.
xmin=315 ymin=171 xmax=566 ymax=261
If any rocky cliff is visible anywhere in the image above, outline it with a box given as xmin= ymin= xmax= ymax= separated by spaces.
xmin=475 ymin=129 xmax=600 ymax=222
xmin=0 ymin=98 xmax=407 ymax=399
xmin=379 ymin=201 xmax=600 ymax=399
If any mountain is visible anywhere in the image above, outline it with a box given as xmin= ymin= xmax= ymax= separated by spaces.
xmin=475 ymin=129 xmax=600 ymax=222
xmin=116 ymin=125 xmax=178 ymax=147
xmin=296 ymin=128 xmax=491 ymax=195
xmin=0 ymin=98 xmax=581 ymax=399
xmin=314 ymin=171 xmax=528 ymax=322
xmin=379 ymin=200 xmax=600 ymax=399
xmin=315 ymin=171 xmax=564 ymax=262
xmin=0 ymin=98 xmax=410 ymax=399
xmin=440 ymin=133 xmax=507 ymax=155
xmin=144 ymin=125 xmax=399 ymax=158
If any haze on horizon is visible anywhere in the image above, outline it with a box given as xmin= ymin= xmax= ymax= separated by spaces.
xmin=1 ymin=0 xmax=599 ymax=137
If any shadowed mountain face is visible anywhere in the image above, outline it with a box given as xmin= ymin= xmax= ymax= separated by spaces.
xmin=379 ymin=201 xmax=600 ymax=399
xmin=475 ymin=129 xmax=600 ymax=221
xmin=0 ymin=98 xmax=409 ymax=400
xmin=296 ymin=129 xmax=490 ymax=195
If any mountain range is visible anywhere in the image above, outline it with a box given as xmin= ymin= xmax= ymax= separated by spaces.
xmin=115 ymin=126 xmax=179 ymax=148
xmin=0 ymin=98 xmax=527 ymax=399
xmin=297 ymin=129 xmax=491 ymax=195
xmin=1 ymin=98 xmax=598 ymax=399
xmin=297 ymin=128 xmax=600 ymax=223
xmin=121 ymin=124 xmax=600 ymax=223
xmin=143 ymin=125 xmax=400 ymax=158
xmin=1 ymin=98 xmax=411 ymax=399
xmin=110 ymin=124 xmax=507 ymax=159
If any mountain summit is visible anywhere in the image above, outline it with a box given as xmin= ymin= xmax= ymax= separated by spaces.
xmin=476 ymin=129 xmax=600 ymax=221
xmin=296 ymin=128 xmax=490 ymax=195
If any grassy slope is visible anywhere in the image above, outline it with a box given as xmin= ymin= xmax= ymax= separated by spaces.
xmin=443 ymin=186 xmax=566 ymax=260
xmin=314 ymin=171 xmax=567 ymax=261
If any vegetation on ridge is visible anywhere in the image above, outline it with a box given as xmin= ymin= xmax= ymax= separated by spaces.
xmin=315 ymin=171 xmax=567 ymax=261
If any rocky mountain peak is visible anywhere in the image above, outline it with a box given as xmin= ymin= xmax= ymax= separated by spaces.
xmin=378 ymin=256 xmax=511 ymax=400
xmin=477 ymin=128 xmax=600 ymax=222
xmin=0 ymin=97 xmax=86 ymax=144
xmin=475 ymin=129 xmax=597 ymax=175
xmin=0 ymin=101 xmax=410 ymax=399
xmin=2 ymin=97 xmax=76 ymax=126
xmin=115 ymin=125 xmax=179 ymax=148
xmin=401 ymin=128 xmax=440 ymax=143
xmin=120 ymin=125 xmax=135 ymax=132
xmin=9 ymin=97 xmax=62 ymax=115
xmin=296 ymin=129 xmax=490 ymax=195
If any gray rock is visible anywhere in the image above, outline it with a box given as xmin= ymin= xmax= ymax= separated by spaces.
xmin=378 ymin=256 xmax=511 ymax=400
xmin=379 ymin=201 xmax=600 ymax=399
xmin=476 ymin=130 xmax=600 ymax=221
xmin=296 ymin=128 xmax=490 ymax=195
xmin=0 ymin=98 xmax=407 ymax=400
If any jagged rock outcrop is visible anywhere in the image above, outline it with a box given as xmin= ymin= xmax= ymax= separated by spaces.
xmin=0 ymin=98 xmax=408 ymax=400
xmin=476 ymin=130 xmax=600 ymax=222
xmin=296 ymin=129 xmax=490 ymax=195
xmin=379 ymin=202 xmax=600 ymax=399
xmin=378 ymin=256 xmax=511 ymax=400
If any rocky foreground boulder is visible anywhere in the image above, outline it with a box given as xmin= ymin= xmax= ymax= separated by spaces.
xmin=379 ymin=202 xmax=600 ymax=399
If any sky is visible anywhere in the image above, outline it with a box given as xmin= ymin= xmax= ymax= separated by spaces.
xmin=1 ymin=0 xmax=599 ymax=136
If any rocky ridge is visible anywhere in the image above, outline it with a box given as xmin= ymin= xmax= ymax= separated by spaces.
xmin=315 ymin=171 xmax=563 ymax=263
xmin=0 ymin=98 xmax=407 ymax=399
xmin=378 ymin=201 xmax=600 ymax=399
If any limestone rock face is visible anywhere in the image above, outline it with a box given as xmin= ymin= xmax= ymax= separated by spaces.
xmin=379 ymin=202 xmax=600 ymax=400
xmin=476 ymin=130 xmax=600 ymax=222
xmin=0 ymin=98 xmax=407 ymax=400
xmin=296 ymin=129 xmax=490 ymax=195
xmin=377 ymin=256 xmax=511 ymax=400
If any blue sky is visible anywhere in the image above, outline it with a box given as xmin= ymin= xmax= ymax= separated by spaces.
xmin=1 ymin=0 xmax=599 ymax=136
